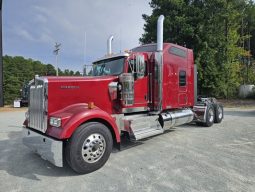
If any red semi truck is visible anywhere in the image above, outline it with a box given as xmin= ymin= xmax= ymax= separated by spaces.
xmin=23 ymin=15 xmax=223 ymax=174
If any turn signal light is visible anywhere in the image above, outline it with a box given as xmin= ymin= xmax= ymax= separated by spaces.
xmin=88 ymin=102 xmax=95 ymax=109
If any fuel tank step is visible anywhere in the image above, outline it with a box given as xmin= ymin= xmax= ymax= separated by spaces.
xmin=124 ymin=115 xmax=163 ymax=141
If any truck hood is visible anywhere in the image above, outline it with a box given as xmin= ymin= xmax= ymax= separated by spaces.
xmin=45 ymin=76 xmax=118 ymax=114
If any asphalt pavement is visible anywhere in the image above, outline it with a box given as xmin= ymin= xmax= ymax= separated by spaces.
xmin=0 ymin=108 xmax=254 ymax=192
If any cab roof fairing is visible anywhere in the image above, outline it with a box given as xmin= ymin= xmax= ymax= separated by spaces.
xmin=93 ymin=52 xmax=130 ymax=64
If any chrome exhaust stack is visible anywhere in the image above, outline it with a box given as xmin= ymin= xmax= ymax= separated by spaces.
xmin=157 ymin=15 xmax=165 ymax=51
xmin=154 ymin=15 xmax=164 ymax=111
xmin=107 ymin=35 xmax=114 ymax=55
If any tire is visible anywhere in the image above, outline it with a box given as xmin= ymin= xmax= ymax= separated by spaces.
xmin=203 ymin=104 xmax=215 ymax=127
xmin=214 ymin=104 xmax=224 ymax=123
xmin=65 ymin=122 xmax=113 ymax=174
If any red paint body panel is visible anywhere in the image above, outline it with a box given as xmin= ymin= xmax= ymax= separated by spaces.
xmin=122 ymin=52 xmax=149 ymax=109
xmin=128 ymin=43 xmax=194 ymax=110
xmin=39 ymin=76 xmax=121 ymax=141
xmin=46 ymin=76 xmax=118 ymax=114
xmin=134 ymin=77 xmax=148 ymax=105
xmin=46 ymin=103 xmax=120 ymax=142
xmin=161 ymin=43 xmax=194 ymax=109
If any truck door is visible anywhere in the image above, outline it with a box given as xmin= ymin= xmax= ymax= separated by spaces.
xmin=128 ymin=55 xmax=148 ymax=107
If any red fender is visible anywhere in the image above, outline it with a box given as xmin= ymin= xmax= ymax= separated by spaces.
xmin=46 ymin=103 xmax=120 ymax=142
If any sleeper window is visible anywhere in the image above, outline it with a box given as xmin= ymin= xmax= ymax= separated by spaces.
xmin=179 ymin=71 xmax=186 ymax=86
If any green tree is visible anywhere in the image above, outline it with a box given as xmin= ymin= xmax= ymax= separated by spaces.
xmin=46 ymin=64 xmax=56 ymax=76
xmin=2 ymin=55 xmax=82 ymax=104
xmin=74 ymin=71 xmax=81 ymax=76
xmin=63 ymin=69 xmax=70 ymax=76
xmin=140 ymin=0 xmax=255 ymax=98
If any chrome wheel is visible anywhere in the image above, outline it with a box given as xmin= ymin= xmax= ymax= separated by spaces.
xmin=82 ymin=133 xmax=106 ymax=163
xmin=208 ymin=108 xmax=214 ymax=122
xmin=214 ymin=104 xmax=224 ymax=123
xmin=218 ymin=107 xmax=223 ymax=119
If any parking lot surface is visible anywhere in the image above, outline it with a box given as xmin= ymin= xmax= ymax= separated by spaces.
xmin=0 ymin=108 xmax=254 ymax=192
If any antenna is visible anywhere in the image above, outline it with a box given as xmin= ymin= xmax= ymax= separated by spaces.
xmin=120 ymin=28 xmax=122 ymax=53
xmin=53 ymin=42 xmax=61 ymax=76
xmin=84 ymin=31 xmax=87 ymax=75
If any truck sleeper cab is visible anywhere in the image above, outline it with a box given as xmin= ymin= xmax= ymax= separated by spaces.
xmin=23 ymin=15 xmax=224 ymax=174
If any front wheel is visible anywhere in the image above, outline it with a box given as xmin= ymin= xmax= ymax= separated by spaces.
xmin=65 ymin=122 xmax=113 ymax=174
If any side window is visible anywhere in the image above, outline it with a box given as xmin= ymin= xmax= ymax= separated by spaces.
xmin=128 ymin=59 xmax=136 ymax=73
xmin=128 ymin=55 xmax=147 ymax=80
xmin=179 ymin=70 xmax=186 ymax=86
xmin=169 ymin=47 xmax=187 ymax=58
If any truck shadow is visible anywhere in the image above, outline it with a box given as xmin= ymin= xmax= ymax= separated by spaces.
xmin=113 ymin=129 xmax=176 ymax=152
xmin=179 ymin=123 xmax=209 ymax=128
xmin=0 ymin=131 xmax=77 ymax=180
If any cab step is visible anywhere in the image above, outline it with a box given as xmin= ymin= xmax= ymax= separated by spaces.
xmin=125 ymin=115 xmax=163 ymax=141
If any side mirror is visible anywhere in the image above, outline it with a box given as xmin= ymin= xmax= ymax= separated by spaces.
xmin=135 ymin=55 xmax=145 ymax=79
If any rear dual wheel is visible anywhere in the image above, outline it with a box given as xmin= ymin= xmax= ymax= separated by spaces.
xmin=214 ymin=104 xmax=224 ymax=123
xmin=203 ymin=104 xmax=215 ymax=127
xmin=65 ymin=122 xmax=113 ymax=174
xmin=196 ymin=104 xmax=215 ymax=127
xmin=196 ymin=103 xmax=223 ymax=127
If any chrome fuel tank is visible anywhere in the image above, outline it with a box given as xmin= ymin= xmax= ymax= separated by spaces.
xmin=160 ymin=109 xmax=194 ymax=129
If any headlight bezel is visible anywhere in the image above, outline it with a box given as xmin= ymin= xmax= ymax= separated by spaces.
xmin=49 ymin=117 xmax=62 ymax=127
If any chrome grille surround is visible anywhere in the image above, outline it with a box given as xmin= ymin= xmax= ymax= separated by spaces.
xmin=28 ymin=77 xmax=48 ymax=133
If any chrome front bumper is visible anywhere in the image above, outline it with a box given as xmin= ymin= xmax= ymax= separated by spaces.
xmin=22 ymin=128 xmax=63 ymax=167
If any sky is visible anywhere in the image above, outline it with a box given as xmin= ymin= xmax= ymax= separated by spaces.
xmin=3 ymin=0 xmax=152 ymax=72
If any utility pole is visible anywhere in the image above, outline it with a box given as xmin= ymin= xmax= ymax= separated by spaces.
xmin=0 ymin=0 xmax=3 ymax=107
xmin=53 ymin=43 xmax=61 ymax=76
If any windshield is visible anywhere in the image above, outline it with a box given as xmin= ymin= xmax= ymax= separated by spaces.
xmin=92 ymin=57 xmax=125 ymax=76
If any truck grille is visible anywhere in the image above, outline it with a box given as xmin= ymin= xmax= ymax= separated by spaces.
xmin=28 ymin=78 xmax=48 ymax=133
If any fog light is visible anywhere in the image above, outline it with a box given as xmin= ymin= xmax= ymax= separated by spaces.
xmin=49 ymin=117 xmax=61 ymax=127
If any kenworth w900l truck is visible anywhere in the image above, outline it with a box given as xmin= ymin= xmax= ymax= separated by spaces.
xmin=23 ymin=15 xmax=223 ymax=174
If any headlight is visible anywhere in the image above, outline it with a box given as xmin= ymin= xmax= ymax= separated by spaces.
xmin=49 ymin=117 xmax=61 ymax=127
